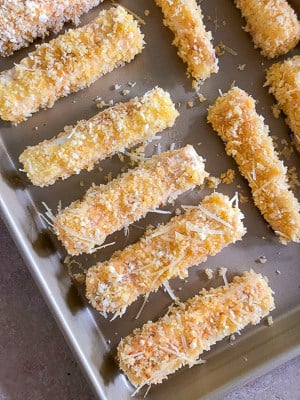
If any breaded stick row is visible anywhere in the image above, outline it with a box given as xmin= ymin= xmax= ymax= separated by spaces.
xmin=234 ymin=0 xmax=300 ymax=58
xmin=19 ymin=87 xmax=179 ymax=187
xmin=53 ymin=145 xmax=208 ymax=255
xmin=118 ymin=270 xmax=275 ymax=389
xmin=207 ymin=87 xmax=300 ymax=244
xmin=0 ymin=0 xmax=103 ymax=57
xmin=86 ymin=193 xmax=246 ymax=316
xmin=155 ymin=0 xmax=218 ymax=86
xmin=265 ymin=56 xmax=300 ymax=152
xmin=0 ymin=6 xmax=144 ymax=124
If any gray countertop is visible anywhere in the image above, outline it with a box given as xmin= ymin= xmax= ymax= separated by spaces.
xmin=1 ymin=217 xmax=299 ymax=400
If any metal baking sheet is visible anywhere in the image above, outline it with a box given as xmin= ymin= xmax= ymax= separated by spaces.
xmin=0 ymin=1 xmax=299 ymax=399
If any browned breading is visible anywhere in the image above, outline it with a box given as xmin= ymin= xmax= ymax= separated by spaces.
xmin=155 ymin=0 xmax=218 ymax=85
xmin=265 ymin=56 xmax=300 ymax=152
xmin=0 ymin=0 xmax=103 ymax=57
xmin=235 ymin=0 xmax=300 ymax=58
xmin=0 ymin=6 xmax=144 ymax=123
xmin=207 ymin=86 xmax=300 ymax=243
xmin=53 ymin=145 xmax=208 ymax=255
xmin=117 ymin=270 xmax=274 ymax=389
xmin=86 ymin=192 xmax=245 ymax=316
xmin=19 ymin=87 xmax=179 ymax=187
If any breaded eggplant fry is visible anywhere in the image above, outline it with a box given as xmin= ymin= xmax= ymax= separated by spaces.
xmin=155 ymin=0 xmax=218 ymax=86
xmin=117 ymin=270 xmax=274 ymax=389
xmin=19 ymin=87 xmax=179 ymax=187
xmin=207 ymin=86 xmax=300 ymax=243
xmin=53 ymin=145 xmax=208 ymax=255
xmin=0 ymin=0 xmax=103 ymax=57
xmin=235 ymin=0 xmax=300 ymax=58
xmin=86 ymin=193 xmax=245 ymax=316
xmin=265 ymin=56 xmax=300 ymax=152
xmin=0 ymin=6 xmax=144 ymax=123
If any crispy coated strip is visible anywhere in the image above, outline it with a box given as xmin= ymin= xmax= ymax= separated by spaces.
xmin=86 ymin=192 xmax=246 ymax=315
xmin=207 ymin=87 xmax=300 ymax=243
xmin=235 ymin=0 xmax=300 ymax=58
xmin=19 ymin=87 xmax=179 ymax=187
xmin=0 ymin=0 xmax=103 ymax=57
xmin=0 ymin=6 xmax=144 ymax=124
xmin=117 ymin=270 xmax=275 ymax=389
xmin=155 ymin=0 xmax=218 ymax=85
xmin=53 ymin=145 xmax=208 ymax=255
xmin=265 ymin=56 xmax=300 ymax=152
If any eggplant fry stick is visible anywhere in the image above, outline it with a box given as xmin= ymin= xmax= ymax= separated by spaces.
xmin=207 ymin=86 xmax=300 ymax=243
xmin=0 ymin=0 xmax=103 ymax=57
xmin=235 ymin=0 xmax=300 ymax=58
xmin=53 ymin=145 xmax=208 ymax=255
xmin=0 ymin=6 xmax=144 ymax=123
xmin=117 ymin=270 xmax=274 ymax=390
xmin=265 ymin=56 xmax=300 ymax=152
xmin=19 ymin=87 xmax=179 ymax=187
xmin=86 ymin=193 xmax=245 ymax=316
xmin=155 ymin=0 xmax=218 ymax=86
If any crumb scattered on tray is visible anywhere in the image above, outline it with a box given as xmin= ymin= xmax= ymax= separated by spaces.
xmin=266 ymin=316 xmax=273 ymax=326
xmin=288 ymin=167 xmax=300 ymax=189
xmin=205 ymin=268 xmax=214 ymax=280
xmin=257 ymin=255 xmax=267 ymax=264
xmin=216 ymin=41 xmax=238 ymax=56
xmin=121 ymin=89 xmax=130 ymax=95
xmin=276 ymin=269 xmax=281 ymax=275
xmin=197 ymin=93 xmax=207 ymax=103
xmin=144 ymin=9 xmax=150 ymax=16
xmin=187 ymin=100 xmax=194 ymax=108
xmin=220 ymin=169 xmax=235 ymax=184
xmin=271 ymin=104 xmax=281 ymax=119
xmin=238 ymin=64 xmax=246 ymax=71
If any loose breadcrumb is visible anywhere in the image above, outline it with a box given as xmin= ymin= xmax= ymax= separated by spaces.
xmin=155 ymin=0 xmax=218 ymax=85
xmin=117 ymin=270 xmax=275 ymax=389
xmin=267 ymin=315 xmax=274 ymax=326
xmin=215 ymin=41 xmax=238 ymax=56
xmin=0 ymin=0 xmax=104 ymax=57
xmin=238 ymin=64 xmax=246 ymax=71
xmin=0 ymin=6 xmax=144 ymax=123
xmin=207 ymin=87 xmax=300 ymax=244
xmin=265 ymin=56 xmax=300 ymax=152
xmin=204 ymin=268 xmax=213 ymax=280
xmin=85 ymin=193 xmax=246 ymax=315
xmin=53 ymin=145 xmax=208 ymax=255
xmin=220 ymin=169 xmax=235 ymax=185
xmin=235 ymin=0 xmax=300 ymax=58
xmin=19 ymin=87 xmax=179 ymax=187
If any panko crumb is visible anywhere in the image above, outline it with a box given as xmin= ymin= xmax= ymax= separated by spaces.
xmin=267 ymin=316 xmax=273 ymax=326
xmin=187 ymin=100 xmax=194 ymax=108
xmin=271 ymin=104 xmax=281 ymax=119
xmin=197 ymin=93 xmax=207 ymax=103
xmin=144 ymin=9 xmax=150 ymax=16
xmin=238 ymin=64 xmax=246 ymax=71
xmin=205 ymin=268 xmax=214 ymax=280
xmin=239 ymin=193 xmax=248 ymax=204
xmin=220 ymin=169 xmax=235 ymax=184
xmin=288 ymin=167 xmax=300 ymax=190
xmin=122 ymin=89 xmax=130 ymax=95
xmin=216 ymin=41 xmax=238 ymax=56
xmin=257 ymin=255 xmax=267 ymax=264
xmin=206 ymin=176 xmax=220 ymax=189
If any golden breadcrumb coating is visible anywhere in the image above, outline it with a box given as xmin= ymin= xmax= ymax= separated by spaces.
xmin=0 ymin=0 xmax=103 ymax=57
xmin=265 ymin=56 xmax=300 ymax=152
xmin=207 ymin=87 xmax=300 ymax=243
xmin=155 ymin=0 xmax=218 ymax=85
xmin=19 ymin=87 xmax=179 ymax=187
xmin=86 ymin=193 xmax=246 ymax=316
xmin=0 ymin=6 xmax=144 ymax=123
xmin=235 ymin=0 xmax=300 ymax=58
xmin=53 ymin=145 xmax=208 ymax=255
xmin=117 ymin=270 xmax=275 ymax=389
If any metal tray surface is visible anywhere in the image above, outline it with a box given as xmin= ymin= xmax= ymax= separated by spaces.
xmin=0 ymin=1 xmax=299 ymax=399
